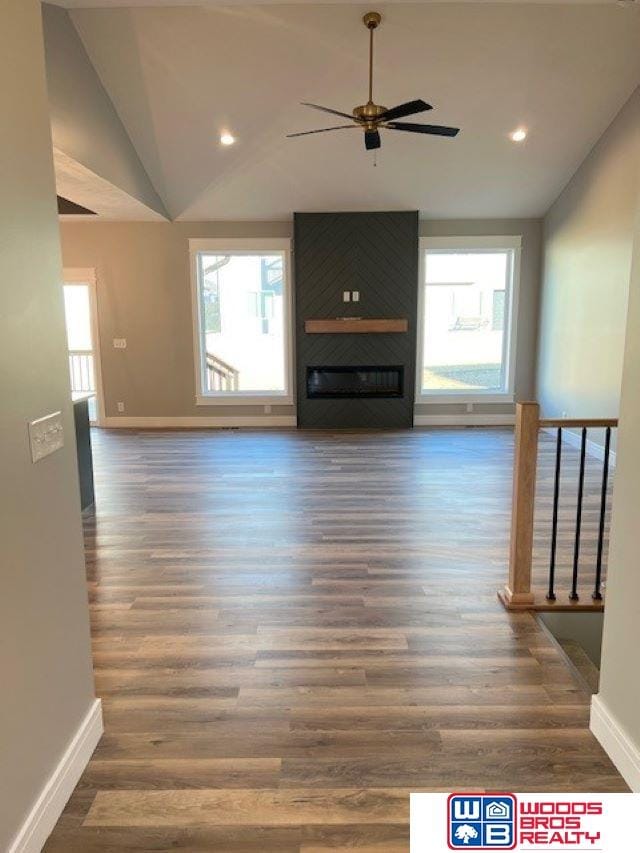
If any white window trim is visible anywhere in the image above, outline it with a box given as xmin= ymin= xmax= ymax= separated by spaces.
xmin=189 ymin=238 xmax=294 ymax=406
xmin=415 ymin=235 xmax=521 ymax=404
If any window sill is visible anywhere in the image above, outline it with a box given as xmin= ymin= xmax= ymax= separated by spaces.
xmin=196 ymin=394 xmax=293 ymax=407
xmin=416 ymin=392 xmax=515 ymax=405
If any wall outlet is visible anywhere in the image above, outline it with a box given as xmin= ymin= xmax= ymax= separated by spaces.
xmin=352 ymin=291 xmax=360 ymax=302
xmin=264 ymin=404 xmax=272 ymax=414
xmin=343 ymin=291 xmax=351 ymax=302
xmin=28 ymin=411 xmax=64 ymax=463
xmin=113 ymin=338 xmax=127 ymax=349
xmin=117 ymin=402 xmax=125 ymax=413
xmin=466 ymin=402 xmax=474 ymax=413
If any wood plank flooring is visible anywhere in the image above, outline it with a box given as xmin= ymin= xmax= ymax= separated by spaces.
xmin=45 ymin=428 xmax=625 ymax=852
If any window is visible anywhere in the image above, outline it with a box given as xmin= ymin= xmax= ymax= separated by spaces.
xmin=190 ymin=238 xmax=292 ymax=403
xmin=63 ymin=269 xmax=103 ymax=424
xmin=417 ymin=237 xmax=520 ymax=400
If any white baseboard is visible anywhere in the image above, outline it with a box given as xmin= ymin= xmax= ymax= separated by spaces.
xmin=414 ymin=414 xmax=515 ymax=427
xmin=542 ymin=426 xmax=617 ymax=467
xmin=590 ymin=694 xmax=640 ymax=791
xmin=101 ymin=415 xmax=297 ymax=429
xmin=8 ymin=699 xmax=103 ymax=853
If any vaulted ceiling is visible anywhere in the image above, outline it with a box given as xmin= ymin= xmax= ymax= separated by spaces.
xmin=49 ymin=2 xmax=640 ymax=220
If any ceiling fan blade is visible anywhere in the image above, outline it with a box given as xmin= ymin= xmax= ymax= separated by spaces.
xmin=365 ymin=130 xmax=381 ymax=151
xmin=287 ymin=125 xmax=356 ymax=138
xmin=380 ymin=99 xmax=433 ymax=122
xmin=386 ymin=122 xmax=460 ymax=137
xmin=301 ymin=102 xmax=356 ymax=121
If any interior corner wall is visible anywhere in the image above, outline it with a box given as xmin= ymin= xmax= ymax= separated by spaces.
xmin=536 ymin=87 xmax=640 ymax=427
xmin=0 ymin=1 xmax=97 ymax=849
xmin=41 ymin=2 xmax=167 ymax=219
xmin=594 ymin=202 xmax=640 ymax=789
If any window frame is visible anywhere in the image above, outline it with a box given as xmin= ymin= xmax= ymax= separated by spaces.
xmin=189 ymin=237 xmax=294 ymax=406
xmin=415 ymin=235 xmax=521 ymax=404
xmin=63 ymin=267 xmax=106 ymax=426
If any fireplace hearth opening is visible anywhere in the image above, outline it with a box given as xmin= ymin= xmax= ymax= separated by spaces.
xmin=307 ymin=366 xmax=404 ymax=399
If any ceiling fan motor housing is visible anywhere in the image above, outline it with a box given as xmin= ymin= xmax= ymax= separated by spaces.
xmin=353 ymin=102 xmax=387 ymax=128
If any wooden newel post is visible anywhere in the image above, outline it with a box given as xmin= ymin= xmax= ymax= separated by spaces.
xmin=500 ymin=402 xmax=539 ymax=609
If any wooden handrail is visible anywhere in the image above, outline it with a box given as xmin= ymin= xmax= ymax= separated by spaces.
xmin=539 ymin=418 xmax=618 ymax=428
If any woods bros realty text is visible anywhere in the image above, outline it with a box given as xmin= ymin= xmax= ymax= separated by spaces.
xmin=410 ymin=792 xmax=640 ymax=851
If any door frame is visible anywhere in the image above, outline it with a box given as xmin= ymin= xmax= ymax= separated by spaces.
xmin=63 ymin=267 xmax=106 ymax=426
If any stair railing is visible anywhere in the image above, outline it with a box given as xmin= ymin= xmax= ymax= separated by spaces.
xmin=499 ymin=402 xmax=617 ymax=611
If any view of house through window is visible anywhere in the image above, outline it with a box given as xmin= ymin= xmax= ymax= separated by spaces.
xmin=195 ymin=249 xmax=288 ymax=396
xmin=420 ymin=247 xmax=516 ymax=395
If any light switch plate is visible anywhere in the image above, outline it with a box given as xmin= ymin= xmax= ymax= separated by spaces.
xmin=29 ymin=411 xmax=64 ymax=463
xmin=113 ymin=338 xmax=127 ymax=349
xmin=352 ymin=291 xmax=360 ymax=302
xmin=343 ymin=291 xmax=351 ymax=302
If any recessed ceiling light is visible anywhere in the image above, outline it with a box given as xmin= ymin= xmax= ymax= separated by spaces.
xmin=510 ymin=128 xmax=527 ymax=143
xmin=220 ymin=132 xmax=235 ymax=146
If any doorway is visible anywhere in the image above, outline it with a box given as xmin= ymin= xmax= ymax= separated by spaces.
xmin=63 ymin=268 xmax=104 ymax=425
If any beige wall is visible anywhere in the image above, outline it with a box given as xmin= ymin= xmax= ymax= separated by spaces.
xmin=533 ymin=84 xmax=640 ymax=783
xmin=595 ymin=205 xmax=640 ymax=787
xmin=536 ymin=87 xmax=640 ymax=422
xmin=60 ymin=221 xmax=293 ymax=421
xmin=60 ymin=217 xmax=541 ymax=423
xmin=0 ymin=1 xmax=97 ymax=848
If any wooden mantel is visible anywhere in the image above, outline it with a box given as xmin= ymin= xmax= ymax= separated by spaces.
xmin=305 ymin=318 xmax=408 ymax=334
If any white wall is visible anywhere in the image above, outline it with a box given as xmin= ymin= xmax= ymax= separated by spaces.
xmin=0 ymin=1 xmax=98 ymax=847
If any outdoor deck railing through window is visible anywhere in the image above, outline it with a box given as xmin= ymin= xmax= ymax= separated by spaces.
xmin=205 ymin=352 xmax=240 ymax=392
xmin=68 ymin=350 xmax=95 ymax=394
xmin=500 ymin=402 xmax=617 ymax=611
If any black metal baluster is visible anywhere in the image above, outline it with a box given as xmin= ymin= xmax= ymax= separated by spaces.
xmin=593 ymin=426 xmax=612 ymax=601
xmin=547 ymin=427 xmax=562 ymax=601
xmin=570 ymin=427 xmax=587 ymax=601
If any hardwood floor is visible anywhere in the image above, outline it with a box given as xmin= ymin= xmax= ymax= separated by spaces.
xmin=45 ymin=427 xmax=625 ymax=852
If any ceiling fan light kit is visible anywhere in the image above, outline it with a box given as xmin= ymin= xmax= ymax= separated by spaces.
xmin=287 ymin=12 xmax=460 ymax=152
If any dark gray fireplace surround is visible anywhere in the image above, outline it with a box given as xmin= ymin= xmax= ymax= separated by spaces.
xmin=294 ymin=211 xmax=419 ymax=428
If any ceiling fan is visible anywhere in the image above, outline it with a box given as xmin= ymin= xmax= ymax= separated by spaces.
xmin=287 ymin=11 xmax=460 ymax=152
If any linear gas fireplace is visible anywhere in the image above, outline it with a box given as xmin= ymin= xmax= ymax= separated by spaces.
xmin=307 ymin=366 xmax=404 ymax=399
